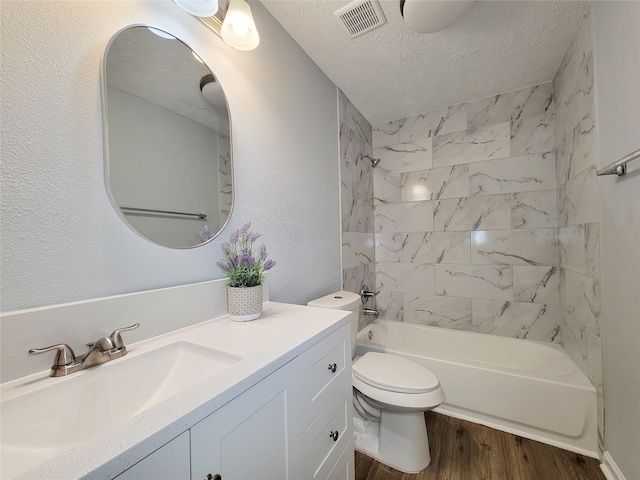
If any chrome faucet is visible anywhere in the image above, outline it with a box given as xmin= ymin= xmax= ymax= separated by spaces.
xmin=363 ymin=309 xmax=379 ymax=318
xmin=360 ymin=285 xmax=380 ymax=304
xmin=29 ymin=323 xmax=140 ymax=377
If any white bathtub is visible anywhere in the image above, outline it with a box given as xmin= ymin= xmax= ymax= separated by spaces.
xmin=355 ymin=321 xmax=598 ymax=458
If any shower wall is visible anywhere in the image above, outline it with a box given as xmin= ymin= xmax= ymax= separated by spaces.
xmin=371 ymin=83 xmax=559 ymax=342
xmin=552 ymin=6 xmax=603 ymax=444
xmin=338 ymin=90 xmax=376 ymax=330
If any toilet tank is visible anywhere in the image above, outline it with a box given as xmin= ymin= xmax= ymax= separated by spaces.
xmin=307 ymin=291 xmax=361 ymax=358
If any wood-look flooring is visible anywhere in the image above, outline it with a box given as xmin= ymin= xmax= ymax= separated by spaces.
xmin=355 ymin=412 xmax=605 ymax=480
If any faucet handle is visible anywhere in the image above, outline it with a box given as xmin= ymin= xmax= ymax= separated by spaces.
xmin=29 ymin=344 xmax=76 ymax=367
xmin=109 ymin=323 xmax=140 ymax=349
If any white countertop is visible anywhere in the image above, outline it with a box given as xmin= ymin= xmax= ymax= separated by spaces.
xmin=3 ymin=302 xmax=350 ymax=480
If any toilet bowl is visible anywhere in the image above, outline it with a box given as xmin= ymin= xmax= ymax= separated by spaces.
xmin=307 ymin=291 xmax=445 ymax=473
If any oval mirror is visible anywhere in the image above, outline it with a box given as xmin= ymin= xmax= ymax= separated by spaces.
xmin=102 ymin=25 xmax=233 ymax=248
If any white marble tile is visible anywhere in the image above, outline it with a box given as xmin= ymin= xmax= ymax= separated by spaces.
xmin=342 ymin=197 xmax=374 ymax=233
xmin=559 ymin=267 xmax=601 ymax=336
xmin=372 ymin=104 xmax=467 ymax=147
xmin=377 ymin=262 xmax=435 ymax=294
xmin=218 ymin=133 xmax=232 ymax=222
xmin=375 ymin=233 xmax=406 ymax=263
xmin=434 ymin=195 xmax=511 ymax=231
xmin=511 ymin=111 xmax=554 ymax=156
xmin=375 ymin=201 xmax=433 ymax=233
xmin=342 ymin=263 xmax=374 ymax=300
xmin=467 ymin=83 xmax=553 ymax=130
xmin=404 ymin=294 xmax=473 ymax=329
xmin=402 ymin=165 xmax=469 ymax=201
xmin=587 ymin=330 xmax=603 ymax=394
xmin=435 ymin=264 xmax=513 ymax=301
xmin=376 ymin=291 xmax=403 ymax=321
xmin=513 ymin=266 xmax=559 ymax=305
xmin=342 ymin=232 xmax=375 ymax=270
xmin=340 ymin=123 xmax=373 ymax=203
xmin=373 ymin=138 xmax=432 ymax=177
xmin=432 ymin=122 xmax=511 ymax=168
xmin=469 ymin=152 xmax=555 ymax=196
xmin=555 ymin=109 xmax=596 ymax=186
xmin=559 ymin=224 xmax=601 ymax=276
xmin=402 ymin=232 xmax=468 ymax=265
xmin=560 ymin=311 xmax=589 ymax=375
xmin=471 ymin=229 xmax=557 ymax=266
xmin=553 ymin=6 xmax=594 ymax=138
xmin=373 ymin=174 xmax=402 ymax=205
xmin=557 ymin=166 xmax=599 ymax=227
xmin=511 ymin=190 xmax=557 ymax=229
xmin=402 ymin=231 xmax=470 ymax=264
xmin=472 ymin=299 xmax=560 ymax=342
xmin=339 ymin=89 xmax=372 ymax=146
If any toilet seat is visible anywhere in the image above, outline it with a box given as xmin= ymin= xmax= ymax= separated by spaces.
xmin=352 ymin=352 xmax=445 ymax=410
xmin=353 ymin=352 xmax=439 ymax=394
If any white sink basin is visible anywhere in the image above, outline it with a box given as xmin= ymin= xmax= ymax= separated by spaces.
xmin=1 ymin=341 xmax=241 ymax=479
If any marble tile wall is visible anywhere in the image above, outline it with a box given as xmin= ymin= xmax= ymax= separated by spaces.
xmin=552 ymin=6 xmax=604 ymax=444
xmin=339 ymin=90 xmax=376 ymax=331
xmin=372 ymin=82 xmax=560 ymax=342
xmin=218 ymin=133 xmax=232 ymax=227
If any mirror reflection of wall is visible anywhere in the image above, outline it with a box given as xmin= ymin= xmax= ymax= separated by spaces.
xmin=103 ymin=26 xmax=232 ymax=248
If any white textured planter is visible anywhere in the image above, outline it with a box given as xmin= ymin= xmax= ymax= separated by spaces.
xmin=227 ymin=284 xmax=263 ymax=322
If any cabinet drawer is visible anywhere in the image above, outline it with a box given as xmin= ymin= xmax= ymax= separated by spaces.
xmin=301 ymin=380 xmax=354 ymax=480
xmin=326 ymin=438 xmax=355 ymax=480
xmin=299 ymin=323 xmax=351 ymax=429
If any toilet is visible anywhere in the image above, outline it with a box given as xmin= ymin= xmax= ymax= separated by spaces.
xmin=307 ymin=291 xmax=445 ymax=473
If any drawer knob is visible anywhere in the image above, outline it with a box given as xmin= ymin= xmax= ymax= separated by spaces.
xmin=330 ymin=430 xmax=339 ymax=442
xmin=328 ymin=363 xmax=337 ymax=373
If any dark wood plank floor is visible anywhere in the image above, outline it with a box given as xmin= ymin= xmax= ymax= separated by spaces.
xmin=355 ymin=412 xmax=605 ymax=480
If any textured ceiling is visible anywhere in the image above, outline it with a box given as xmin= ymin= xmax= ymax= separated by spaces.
xmin=262 ymin=0 xmax=588 ymax=126
xmin=105 ymin=26 xmax=229 ymax=134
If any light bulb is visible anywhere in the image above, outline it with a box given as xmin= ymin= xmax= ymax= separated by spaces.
xmin=231 ymin=20 xmax=249 ymax=37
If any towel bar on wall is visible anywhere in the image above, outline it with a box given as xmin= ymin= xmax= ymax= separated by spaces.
xmin=596 ymin=148 xmax=640 ymax=176
xmin=120 ymin=207 xmax=207 ymax=219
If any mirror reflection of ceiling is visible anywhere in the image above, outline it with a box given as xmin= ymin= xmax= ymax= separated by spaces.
xmin=106 ymin=27 xmax=229 ymax=135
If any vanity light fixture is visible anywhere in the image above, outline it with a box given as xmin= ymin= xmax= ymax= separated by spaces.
xmin=200 ymin=74 xmax=227 ymax=109
xmin=174 ymin=0 xmax=219 ymax=18
xmin=220 ymin=0 xmax=260 ymax=51
xmin=147 ymin=27 xmax=175 ymax=39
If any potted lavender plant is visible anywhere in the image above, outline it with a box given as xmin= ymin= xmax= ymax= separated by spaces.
xmin=217 ymin=223 xmax=276 ymax=321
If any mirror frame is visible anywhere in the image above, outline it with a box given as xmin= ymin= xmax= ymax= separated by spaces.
xmin=100 ymin=24 xmax=234 ymax=249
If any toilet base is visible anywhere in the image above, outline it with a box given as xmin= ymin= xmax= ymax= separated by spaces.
xmin=354 ymin=410 xmax=431 ymax=474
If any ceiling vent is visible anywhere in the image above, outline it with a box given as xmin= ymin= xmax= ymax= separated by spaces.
xmin=333 ymin=0 xmax=387 ymax=39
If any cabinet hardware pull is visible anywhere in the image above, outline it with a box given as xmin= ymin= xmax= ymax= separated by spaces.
xmin=205 ymin=474 xmax=221 ymax=480
xmin=328 ymin=363 xmax=337 ymax=373
xmin=330 ymin=430 xmax=339 ymax=441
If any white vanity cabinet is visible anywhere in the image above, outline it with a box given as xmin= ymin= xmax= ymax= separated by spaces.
xmin=191 ymin=358 xmax=302 ymax=480
xmin=114 ymin=322 xmax=353 ymax=480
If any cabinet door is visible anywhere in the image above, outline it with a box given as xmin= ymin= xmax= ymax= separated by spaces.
xmin=191 ymin=359 xmax=301 ymax=480
xmin=114 ymin=431 xmax=190 ymax=480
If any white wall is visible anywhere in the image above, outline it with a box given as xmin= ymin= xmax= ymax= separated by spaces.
xmin=592 ymin=2 xmax=640 ymax=478
xmin=0 ymin=1 xmax=341 ymax=312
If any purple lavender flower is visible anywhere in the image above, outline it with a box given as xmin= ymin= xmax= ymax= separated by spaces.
xmin=199 ymin=225 xmax=212 ymax=243
xmin=229 ymin=253 xmax=238 ymax=268
xmin=260 ymin=244 xmax=267 ymax=261
xmin=230 ymin=230 xmax=239 ymax=244
xmin=216 ymin=261 xmax=230 ymax=272
xmin=218 ymin=222 xmax=275 ymax=287
xmin=263 ymin=259 xmax=276 ymax=271
xmin=249 ymin=232 xmax=261 ymax=242
xmin=240 ymin=222 xmax=251 ymax=233
xmin=221 ymin=243 xmax=232 ymax=255
xmin=245 ymin=255 xmax=255 ymax=268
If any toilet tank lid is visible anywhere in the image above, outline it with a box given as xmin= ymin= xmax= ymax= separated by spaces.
xmin=307 ymin=291 xmax=361 ymax=311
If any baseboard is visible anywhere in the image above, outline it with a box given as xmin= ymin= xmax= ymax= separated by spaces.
xmin=600 ymin=451 xmax=627 ymax=480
